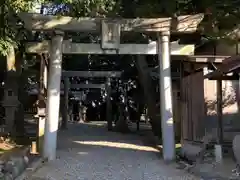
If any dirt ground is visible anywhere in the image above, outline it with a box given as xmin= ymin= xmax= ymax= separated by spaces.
xmin=0 ymin=141 xmax=15 ymax=155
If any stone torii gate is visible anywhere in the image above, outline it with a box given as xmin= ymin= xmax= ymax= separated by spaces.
xmin=19 ymin=12 xmax=203 ymax=161
xmin=60 ymin=70 xmax=122 ymax=130
xmin=60 ymin=83 xmax=105 ymax=128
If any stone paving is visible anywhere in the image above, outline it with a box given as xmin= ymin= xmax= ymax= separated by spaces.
xmin=27 ymin=122 xmax=199 ymax=180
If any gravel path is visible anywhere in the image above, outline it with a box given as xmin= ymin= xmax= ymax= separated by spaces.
xmin=28 ymin=122 xmax=199 ymax=180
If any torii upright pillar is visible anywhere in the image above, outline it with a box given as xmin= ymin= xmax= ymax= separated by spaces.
xmin=44 ymin=31 xmax=64 ymax=161
xmin=106 ymin=78 xmax=113 ymax=131
xmin=61 ymin=77 xmax=69 ymax=129
xmin=157 ymin=31 xmax=175 ymax=161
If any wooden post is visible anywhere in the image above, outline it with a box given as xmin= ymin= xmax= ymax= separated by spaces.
xmin=37 ymin=54 xmax=47 ymax=154
xmin=216 ymin=80 xmax=223 ymax=144
xmin=61 ymin=77 xmax=69 ymax=129
xmin=106 ymin=78 xmax=112 ymax=131
xmin=215 ymin=79 xmax=223 ymax=162
xmin=157 ymin=31 xmax=175 ymax=161
xmin=217 ymin=80 xmax=223 ymax=144
xmin=43 ymin=31 xmax=63 ymax=161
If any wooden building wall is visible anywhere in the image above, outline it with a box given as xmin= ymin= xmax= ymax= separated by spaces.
xmin=180 ymin=67 xmax=240 ymax=142
xmin=180 ymin=40 xmax=240 ymax=142
xmin=181 ymin=71 xmax=206 ymax=142
xmin=172 ymin=83 xmax=181 ymax=140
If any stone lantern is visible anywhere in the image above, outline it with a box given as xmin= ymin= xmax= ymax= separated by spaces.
xmin=2 ymin=77 xmax=19 ymax=134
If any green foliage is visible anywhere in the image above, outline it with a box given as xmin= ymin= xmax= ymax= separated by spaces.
xmin=193 ymin=0 xmax=240 ymax=41
xmin=5 ymin=0 xmax=37 ymax=12
xmin=71 ymin=0 xmax=118 ymax=17
xmin=57 ymin=0 xmax=119 ymax=17
xmin=0 ymin=37 xmax=17 ymax=56
xmin=0 ymin=0 xmax=41 ymax=56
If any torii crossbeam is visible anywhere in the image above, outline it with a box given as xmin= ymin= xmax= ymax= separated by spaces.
xmin=61 ymin=83 xmax=105 ymax=89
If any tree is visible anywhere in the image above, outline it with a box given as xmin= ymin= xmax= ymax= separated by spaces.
xmin=0 ymin=0 xmax=39 ymax=55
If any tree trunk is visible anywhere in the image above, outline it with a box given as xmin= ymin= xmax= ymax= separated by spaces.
xmin=135 ymin=55 xmax=161 ymax=136
xmin=114 ymin=105 xmax=130 ymax=133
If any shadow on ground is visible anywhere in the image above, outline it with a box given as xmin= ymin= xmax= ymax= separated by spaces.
xmin=57 ymin=121 xmax=160 ymax=154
